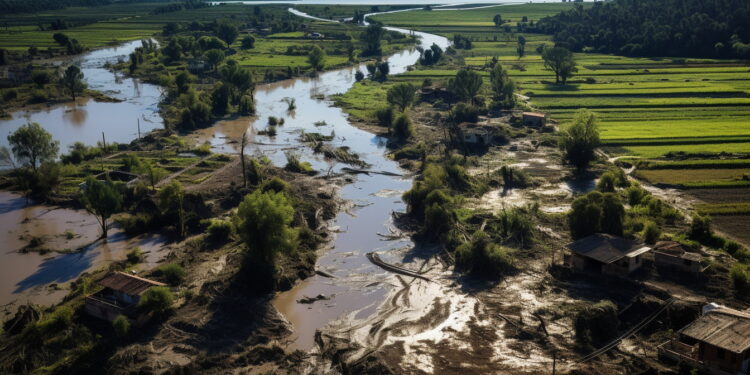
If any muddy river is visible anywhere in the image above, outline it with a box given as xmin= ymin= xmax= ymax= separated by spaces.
xmin=0 ymin=6 xmax=471 ymax=359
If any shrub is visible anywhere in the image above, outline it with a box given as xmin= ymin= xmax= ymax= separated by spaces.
xmin=498 ymin=165 xmax=531 ymax=189
xmin=724 ymin=240 xmax=743 ymax=255
xmin=112 ymin=315 xmax=130 ymax=337
xmin=574 ymin=300 xmax=618 ymax=346
xmin=642 ymin=220 xmax=661 ymax=244
xmin=268 ymin=116 xmax=280 ymax=126
xmin=206 ymin=219 xmax=233 ymax=244
xmin=495 ymin=206 xmax=535 ymax=246
xmin=455 ymin=231 xmax=514 ymax=279
xmin=625 ymin=183 xmax=647 ymax=206
xmin=117 ymin=213 xmax=155 ymax=236
xmin=126 ymin=247 xmax=143 ymax=263
xmin=559 ymin=109 xmax=600 ymax=170
xmin=155 ymin=263 xmax=186 ymax=286
xmin=391 ymin=114 xmax=414 ymax=140
xmin=3 ymin=88 xmax=18 ymax=101
xmin=138 ymin=286 xmax=174 ymax=315
xmin=284 ymin=152 xmax=313 ymax=173
xmin=375 ymin=106 xmax=395 ymax=127
xmin=422 ymin=190 xmax=455 ymax=242
xmin=261 ymin=177 xmax=288 ymax=193
xmin=689 ymin=214 xmax=713 ymax=243
xmin=36 ymin=306 xmax=74 ymax=334
xmin=448 ymin=102 xmax=479 ymax=123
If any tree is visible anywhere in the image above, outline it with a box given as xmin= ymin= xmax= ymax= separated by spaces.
xmin=360 ymin=24 xmax=385 ymax=56
xmin=162 ymin=39 xmax=182 ymax=62
xmin=307 ymin=45 xmax=326 ymax=71
xmin=136 ymin=161 xmax=167 ymax=191
xmin=158 ymin=181 xmax=185 ymax=237
xmin=489 ymin=63 xmax=515 ymax=109
xmin=234 ymin=189 xmax=298 ymax=266
xmin=354 ymin=70 xmax=365 ymax=82
xmin=174 ymin=71 xmax=190 ymax=94
xmin=517 ymin=35 xmax=526 ymax=58
xmin=568 ymin=191 xmax=624 ymax=239
xmin=59 ymin=65 xmax=87 ymax=101
xmin=6 ymin=122 xmax=59 ymax=172
xmin=80 ymin=177 xmax=122 ymax=240
xmin=211 ymin=82 xmax=231 ymax=115
xmin=52 ymin=32 xmax=69 ymax=46
xmin=32 ymin=70 xmax=51 ymax=88
xmin=386 ymin=83 xmax=416 ymax=112
xmin=241 ymin=35 xmax=255 ymax=49
xmin=391 ymin=113 xmax=414 ymax=140
xmin=216 ymin=22 xmax=238 ymax=45
xmin=542 ymin=46 xmax=577 ymax=84
xmin=448 ymin=69 xmax=483 ymax=105
xmin=204 ymin=49 xmax=225 ymax=71
xmin=559 ymin=109 xmax=600 ymax=170
xmin=493 ymin=14 xmax=503 ymax=27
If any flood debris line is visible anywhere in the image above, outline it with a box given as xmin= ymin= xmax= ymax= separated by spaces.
xmin=366 ymin=252 xmax=431 ymax=281
xmin=341 ymin=167 xmax=403 ymax=177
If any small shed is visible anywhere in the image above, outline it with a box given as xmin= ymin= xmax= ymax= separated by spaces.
xmin=565 ymin=233 xmax=651 ymax=277
xmin=658 ymin=305 xmax=750 ymax=374
xmin=653 ymin=241 xmax=704 ymax=274
xmin=187 ymin=59 xmax=207 ymax=74
xmin=457 ymin=122 xmax=493 ymax=145
xmin=522 ymin=112 xmax=546 ymax=127
xmin=85 ymin=272 xmax=165 ymax=325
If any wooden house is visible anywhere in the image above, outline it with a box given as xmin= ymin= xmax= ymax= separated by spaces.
xmin=522 ymin=112 xmax=546 ymax=127
xmin=658 ymin=304 xmax=750 ymax=374
xmin=653 ymin=241 xmax=704 ymax=274
xmin=85 ymin=272 xmax=165 ymax=325
xmin=565 ymin=233 xmax=651 ymax=277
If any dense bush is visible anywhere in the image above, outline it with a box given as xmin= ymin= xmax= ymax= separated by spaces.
xmin=448 ymin=102 xmax=479 ymax=123
xmin=375 ymin=106 xmax=395 ymax=127
xmin=206 ymin=219 xmax=233 ymax=244
xmin=455 ymin=231 xmax=514 ymax=279
xmin=155 ymin=263 xmax=186 ymax=286
xmin=261 ymin=177 xmax=288 ymax=193
xmin=391 ymin=114 xmax=414 ymax=140
xmin=126 ymin=247 xmax=143 ymax=264
xmin=138 ymin=286 xmax=174 ymax=315
xmin=559 ymin=109 xmax=600 ymax=171
xmin=730 ymin=264 xmax=750 ymax=296
xmin=112 ymin=315 xmax=130 ymax=337
xmin=495 ymin=206 xmax=535 ymax=246
xmin=569 ymin=191 xmax=624 ymax=239
xmin=642 ymin=220 xmax=661 ymax=244
xmin=597 ymin=168 xmax=629 ymax=192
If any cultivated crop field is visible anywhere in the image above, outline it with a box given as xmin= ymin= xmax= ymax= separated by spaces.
xmin=369 ymin=4 xmax=750 ymax=245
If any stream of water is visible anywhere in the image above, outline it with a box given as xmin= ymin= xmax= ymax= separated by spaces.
xmin=0 ymin=8 xmax=449 ymax=351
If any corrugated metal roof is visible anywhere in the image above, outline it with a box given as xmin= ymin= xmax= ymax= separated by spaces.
xmin=680 ymin=308 xmax=750 ymax=353
xmin=566 ymin=233 xmax=650 ymax=264
xmin=97 ymin=272 xmax=165 ymax=296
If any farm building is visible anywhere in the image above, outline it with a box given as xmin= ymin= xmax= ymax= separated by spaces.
xmin=653 ymin=241 xmax=704 ymax=274
xmin=457 ymin=122 xmax=493 ymax=145
xmin=187 ymin=59 xmax=207 ymax=74
xmin=658 ymin=304 xmax=750 ymax=374
xmin=565 ymin=233 xmax=651 ymax=277
xmin=84 ymin=272 xmax=165 ymax=325
xmin=522 ymin=112 xmax=546 ymax=127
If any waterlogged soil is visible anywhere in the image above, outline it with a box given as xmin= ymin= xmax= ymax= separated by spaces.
xmin=0 ymin=191 xmax=168 ymax=312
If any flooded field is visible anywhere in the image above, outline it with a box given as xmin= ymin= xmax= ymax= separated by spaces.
xmin=0 ymin=40 xmax=163 ymax=152
xmin=0 ymin=191 xmax=167 ymax=312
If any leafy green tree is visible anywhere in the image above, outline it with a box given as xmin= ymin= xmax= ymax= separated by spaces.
xmin=448 ymin=69 xmax=483 ymax=105
xmin=517 ymin=35 xmax=526 ymax=58
xmin=6 ymin=122 xmax=59 ymax=172
xmin=80 ymin=177 xmax=123 ymax=239
xmin=235 ymin=190 xmax=298 ymax=266
xmin=455 ymin=231 xmax=514 ymax=279
xmin=216 ymin=22 xmax=239 ymax=45
xmin=136 ymin=161 xmax=168 ymax=191
xmin=559 ymin=109 xmax=600 ymax=170
xmin=241 ymin=35 xmax=255 ymax=49
xmin=211 ymin=82 xmax=231 ymax=115
xmin=386 ymin=83 xmax=416 ymax=112
xmin=31 ymin=70 xmax=51 ymax=88
xmin=53 ymin=33 xmax=69 ymax=46
xmin=205 ymin=49 xmax=225 ymax=71
xmin=174 ymin=71 xmax=190 ymax=94
xmin=493 ymin=14 xmax=503 ymax=27
xmin=307 ymin=45 xmax=326 ymax=71
xmin=542 ymin=46 xmax=577 ymax=84
xmin=162 ymin=39 xmax=182 ymax=62
xmin=489 ymin=63 xmax=515 ymax=109
xmin=568 ymin=191 xmax=624 ymax=239
xmin=59 ymin=65 xmax=87 ymax=100
xmin=158 ymin=181 xmax=185 ymax=237
xmin=138 ymin=286 xmax=174 ymax=315
xmin=360 ymin=24 xmax=385 ymax=56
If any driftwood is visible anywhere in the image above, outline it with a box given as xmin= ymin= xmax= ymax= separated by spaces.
xmin=366 ymin=252 xmax=430 ymax=281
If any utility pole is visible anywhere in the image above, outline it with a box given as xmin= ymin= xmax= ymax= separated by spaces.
xmin=101 ymin=132 xmax=106 ymax=153
xmin=137 ymin=118 xmax=141 ymax=140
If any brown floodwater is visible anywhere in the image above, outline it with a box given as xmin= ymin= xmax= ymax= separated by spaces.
xmin=0 ymin=191 xmax=167 ymax=312
xmin=0 ymin=40 xmax=163 ymax=153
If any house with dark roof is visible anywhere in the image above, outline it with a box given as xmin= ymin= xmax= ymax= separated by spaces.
xmin=658 ymin=304 xmax=750 ymax=374
xmin=84 ymin=271 xmax=165 ymax=325
xmin=653 ymin=241 xmax=705 ymax=274
xmin=565 ymin=233 xmax=651 ymax=277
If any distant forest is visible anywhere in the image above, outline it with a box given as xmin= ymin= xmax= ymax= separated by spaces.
xmin=0 ymin=0 xmax=170 ymax=14
xmin=536 ymin=0 xmax=750 ymax=59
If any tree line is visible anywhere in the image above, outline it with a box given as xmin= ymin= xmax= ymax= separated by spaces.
xmin=535 ymin=0 xmax=750 ymax=58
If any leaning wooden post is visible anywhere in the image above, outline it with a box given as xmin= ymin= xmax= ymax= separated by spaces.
xmin=137 ymin=118 xmax=141 ymax=140
xmin=552 ymin=351 xmax=557 ymax=375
